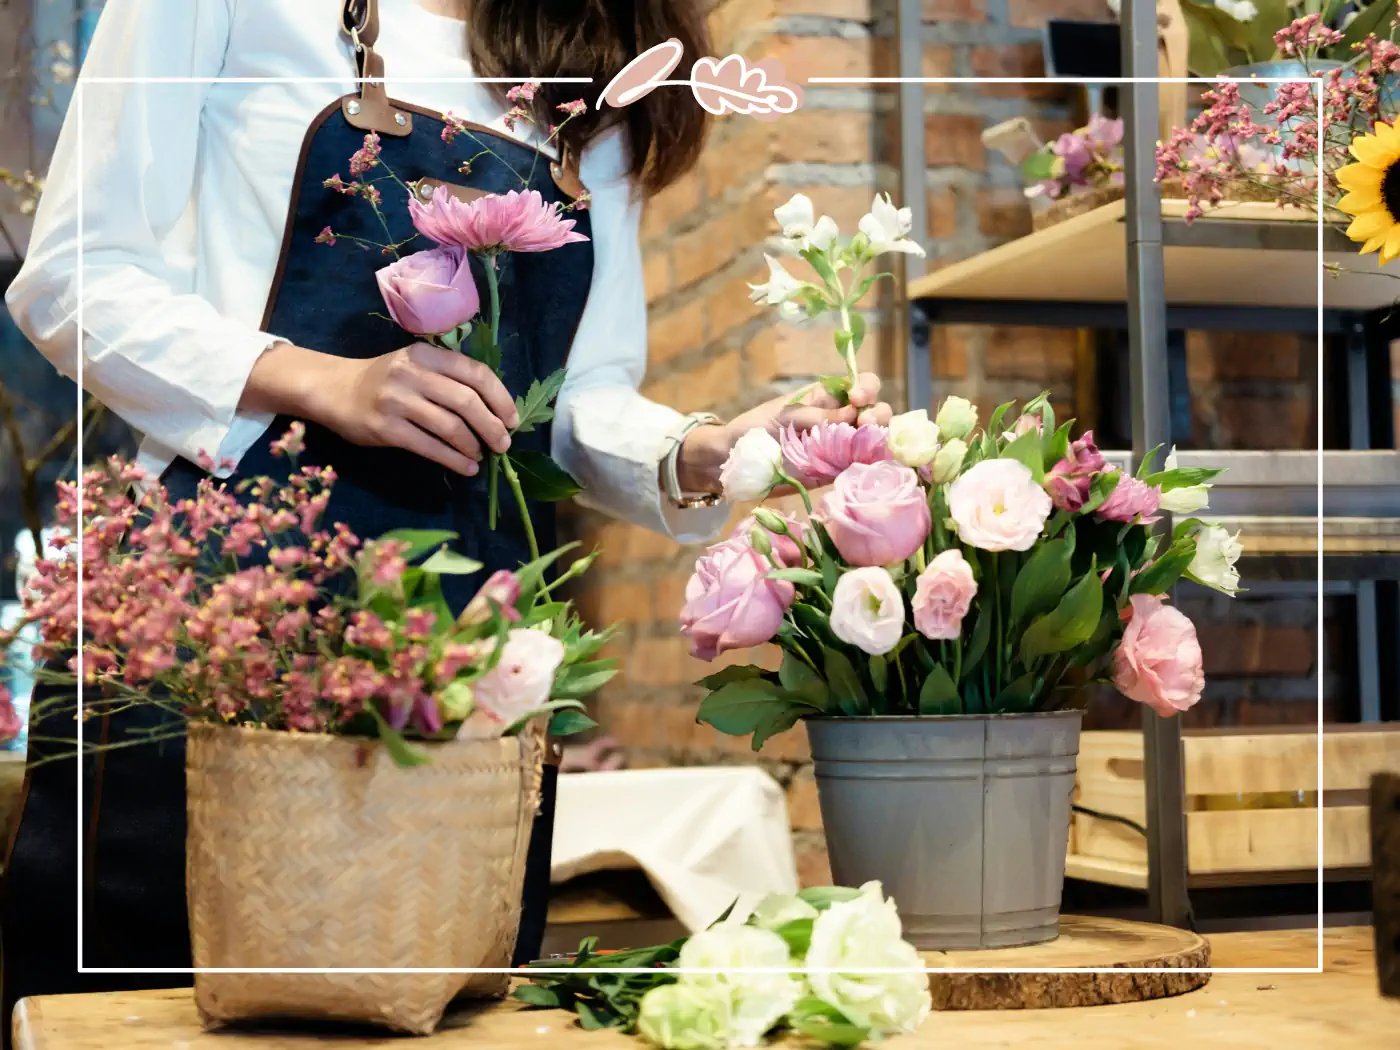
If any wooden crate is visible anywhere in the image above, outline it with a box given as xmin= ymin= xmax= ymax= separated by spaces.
xmin=1067 ymin=725 xmax=1400 ymax=890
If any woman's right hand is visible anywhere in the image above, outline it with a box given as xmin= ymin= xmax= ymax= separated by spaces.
xmin=243 ymin=341 xmax=519 ymax=476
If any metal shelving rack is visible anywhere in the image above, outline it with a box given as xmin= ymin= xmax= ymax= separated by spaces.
xmin=893 ymin=0 xmax=1400 ymax=925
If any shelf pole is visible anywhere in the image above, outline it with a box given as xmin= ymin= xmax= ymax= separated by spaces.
xmin=895 ymin=0 xmax=929 ymax=414
xmin=1121 ymin=0 xmax=1191 ymax=928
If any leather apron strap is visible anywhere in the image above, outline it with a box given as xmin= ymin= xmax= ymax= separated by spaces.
xmin=341 ymin=0 xmax=413 ymax=137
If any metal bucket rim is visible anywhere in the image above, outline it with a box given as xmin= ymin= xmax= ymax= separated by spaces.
xmin=804 ymin=710 xmax=1084 ymax=724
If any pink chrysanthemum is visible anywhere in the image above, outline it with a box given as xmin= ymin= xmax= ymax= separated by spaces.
xmin=780 ymin=422 xmax=891 ymax=487
xmin=410 ymin=186 xmax=590 ymax=255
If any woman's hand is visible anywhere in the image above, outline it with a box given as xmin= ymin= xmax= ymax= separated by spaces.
xmin=675 ymin=372 xmax=893 ymax=494
xmin=243 ymin=341 xmax=519 ymax=476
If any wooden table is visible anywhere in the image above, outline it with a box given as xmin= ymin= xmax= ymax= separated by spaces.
xmin=14 ymin=928 xmax=1397 ymax=1049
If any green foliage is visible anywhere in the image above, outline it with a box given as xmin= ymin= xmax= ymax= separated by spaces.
xmin=1020 ymin=563 xmax=1104 ymax=663
xmin=509 ymin=449 xmax=583 ymax=502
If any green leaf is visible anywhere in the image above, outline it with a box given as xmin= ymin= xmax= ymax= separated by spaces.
xmin=918 ymin=663 xmax=961 ymax=715
xmin=985 ymin=400 xmax=1015 ymax=440
xmin=819 ymin=374 xmax=853 ymax=403
xmin=374 ymin=528 xmax=458 ymax=563
xmin=767 ymin=567 xmax=825 ymax=587
xmin=1067 ymin=609 xmax=1120 ymax=670
xmin=697 ymin=664 xmax=769 ymax=691
xmin=509 ymin=450 xmax=583 ymax=503
xmin=995 ymin=671 xmax=1039 ymax=713
xmin=465 ymin=323 xmax=502 ymax=372
xmin=848 ymin=311 xmax=867 ymax=351
xmin=1002 ymin=428 xmax=1045 ymax=482
xmin=1340 ymin=0 xmax=1395 ymax=52
xmin=1021 ymin=149 xmax=1057 ymax=182
xmin=513 ymin=984 xmax=563 ymax=1008
xmin=869 ymin=653 xmax=888 ymax=695
xmin=797 ymin=886 xmax=864 ymax=910
xmin=1043 ymin=420 xmax=1072 ymax=468
xmin=1020 ymin=565 xmax=1104 ymax=662
xmin=504 ymin=699 xmax=587 ymax=736
xmin=789 ymin=999 xmax=869 ymax=1048
xmin=1130 ymin=547 xmax=1195 ymax=596
xmin=419 ymin=548 xmax=484 ymax=576
xmin=774 ymin=918 xmax=814 ymax=957
xmin=822 ymin=646 xmax=869 ymax=714
xmin=697 ymin=679 xmax=817 ymax=738
xmin=779 ymin=653 xmax=829 ymax=709
xmin=1144 ymin=466 xmax=1222 ymax=492
xmin=515 ymin=541 xmax=580 ymax=605
xmin=552 ymin=665 xmax=618 ymax=700
xmin=1135 ymin=443 xmax=1165 ymax=480
xmin=368 ymin=705 xmax=430 ymax=768
xmin=792 ymin=603 xmax=837 ymax=648
xmin=804 ymin=247 xmax=839 ymax=289
xmin=548 ymin=708 xmax=599 ymax=736
xmin=1010 ymin=536 xmax=1072 ymax=626
xmin=1080 ymin=470 xmax=1121 ymax=517
xmin=752 ymin=704 xmax=806 ymax=751
xmin=513 ymin=368 xmax=569 ymax=435
xmin=961 ymin=606 xmax=992 ymax=682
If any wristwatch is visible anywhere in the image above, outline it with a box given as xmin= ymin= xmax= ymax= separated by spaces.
xmin=661 ymin=412 xmax=725 ymax=510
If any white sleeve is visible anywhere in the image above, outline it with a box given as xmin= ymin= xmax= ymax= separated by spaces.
xmin=551 ymin=129 xmax=729 ymax=544
xmin=4 ymin=0 xmax=279 ymax=473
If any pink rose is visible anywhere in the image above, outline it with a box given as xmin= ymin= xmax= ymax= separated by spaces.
xmin=680 ymin=539 xmax=795 ymax=661
xmin=1044 ymin=430 xmax=1105 ymax=512
xmin=0 ymin=687 xmax=20 ymax=745
xmin=1096 ymin=473 xmax=1162 ymax=524
xmin=375 ymin=245 xmax=480 ymax=337
xmin=814 ymin=461 xmax=931 ymax=567
xmin=780 ymin=422 xmax=890 ymax=487
xmin=912 ymin=549 xmax=977 ymax=640
xmin=1112 ymin=594 xmax=1205 ymax=716
xmin=946 ymin=459 xmax=1053 ymax=552
xmin=410 ymin=186 xmax=589 ymax=254
xmin=475 ymin=628 xmax=567 ymax=724
xmin=734 ymin=510 xmax=805 ymax=568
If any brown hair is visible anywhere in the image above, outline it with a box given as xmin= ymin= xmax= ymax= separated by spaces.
xmin=462 ymin=0 xmax=711 ymax=196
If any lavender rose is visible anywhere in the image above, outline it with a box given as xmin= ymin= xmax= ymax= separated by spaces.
xmin=375 ymin=244 xmax=480 ymax=337
xmin=814 ymin=461 xmax=931 ymax=567
xmin=680 ymin=538 xmax=795 ymax=661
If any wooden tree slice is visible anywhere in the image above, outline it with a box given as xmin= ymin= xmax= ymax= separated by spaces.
xmin=920 ymin=915 xmax=1211 ymax=1010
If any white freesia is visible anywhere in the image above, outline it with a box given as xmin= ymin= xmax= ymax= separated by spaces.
xmin=1189 ymin=525 xmax=1243 ymax=596
xmin=677 ymin=926 xmax=804 ymax=1048
xmin=934 ymin=395 xmax=978 ymax=440
xmin=858 ymin=192 xmax=926 ymax=257
xmin=748 ymin=253 xmax=808 ymax=307
xmin=804 ymin=881 xmax=931 ymax=1035
xmin=748 ymin=892 xmax=819 ymax=932
xmin=773 ymin=192 xmax=840 ymax=253
xmin=719 ymin=428 xmax=784 ymax=502
xmin=887 ymin=409 xmax=941 ymax=468
xmin=637 ymin=983 xmax=732 ymax=1050
xmin=931 ymin=438 xmax=967 ymax=484
xmin=1158 ymin=447 xmax=1210 ymax=514
xmin=830 ymin=567 xmax=905 ymax=656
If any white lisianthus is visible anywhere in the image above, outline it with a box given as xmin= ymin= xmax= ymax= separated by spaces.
xmin=637 ymin=983 xmax=733 ymax=1050
xmin=1158 ymin=447 xmax=1210 ymax=514
xmin=677 ymin=926 xmax=804 ymax=1047
xmin=857 ymin=192 xmax=926 ymax=257
xmin=1215 ymin=0 xmax=1257 ymax=20
xmin=829 ymin=567 xmax=905 ymax=656
xmin=1188 ymin=525 xmax=1243 ymax=596
xmin=748 ymin=253 xmax=808 ymax=307
xmin=719 ymin=428 xmax=785 ymax=502
xmin=773 ymin=192 xmax=840 ymax=253
xmin=748 ymin=892 xmax=819 ymax=932
xmin=886 ymin=409 xmax=941 ymax=468
xmin=931 ymin=438 xmax=967 ymax=484
xmin=934 ymin=395 xmax=978 ymax=440
xmin=804 ymin=882 xmax=931 ymax=1036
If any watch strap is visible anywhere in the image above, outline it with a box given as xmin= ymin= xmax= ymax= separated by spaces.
xmin=662 ymin=413 xmax=724 ymax=509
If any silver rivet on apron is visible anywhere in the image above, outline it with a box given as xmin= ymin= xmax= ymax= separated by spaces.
xmin=418 ymin=183 xmax=433 ymax=199
xmin=346 ymin=99 xmax=361 ymax=115
xmin=395 ymin=113 xmax=407 ymax=126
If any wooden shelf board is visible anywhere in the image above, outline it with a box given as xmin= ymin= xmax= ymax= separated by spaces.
xmin=910 ymin=199 xmax=1398 ymax=312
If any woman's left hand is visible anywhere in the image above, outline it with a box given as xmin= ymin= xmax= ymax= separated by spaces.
xmin=675 ymin=372 xmax=894 ymax=494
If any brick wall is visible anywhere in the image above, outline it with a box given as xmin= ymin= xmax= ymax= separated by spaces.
xmin=567 ymin=0 xmax=1339 ymax=887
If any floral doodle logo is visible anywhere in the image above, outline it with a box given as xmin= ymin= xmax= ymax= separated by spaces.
xmin=596 ymin=40 xmax=803 ymax=120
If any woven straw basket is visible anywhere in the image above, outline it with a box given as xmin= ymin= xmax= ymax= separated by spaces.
xmin=185 ymin=722 xmax=544 ymax=1035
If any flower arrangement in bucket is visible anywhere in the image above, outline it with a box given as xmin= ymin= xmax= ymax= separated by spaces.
xmin=0 ymin=90 xmax=616 ymax=1035
xmin=681 ymin=193 xmax=1242 ymax=950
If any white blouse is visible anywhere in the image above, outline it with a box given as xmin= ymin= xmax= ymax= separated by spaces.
xmin=5 ymin=0 xmax=728 ymax=543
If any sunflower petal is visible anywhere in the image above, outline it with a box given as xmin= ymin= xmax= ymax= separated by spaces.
xmin=1380 ymin=226 xmax=1400 ymax=265
xmin=1338 ymin=161 xmax=1384 ymax=192
xmin=1338 ymin=189 xmax=1383 ymax=216
xmin=1362 ymin=234 xmax=1387 ymax=255
xmin=1350 ymin=133 xmax=1400 ymax=169
xmin=1346 ymin=209 xmax=1394 ymax=241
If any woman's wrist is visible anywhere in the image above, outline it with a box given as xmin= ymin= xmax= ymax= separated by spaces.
xmin=241 ymin=341 xmax=340 ymax=422
xmin=674 ymin=421 xmax=732 ymax=495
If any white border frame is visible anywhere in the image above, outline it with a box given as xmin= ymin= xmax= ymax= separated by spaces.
xmin=71 ymin=72 xmax=1326 ymax=976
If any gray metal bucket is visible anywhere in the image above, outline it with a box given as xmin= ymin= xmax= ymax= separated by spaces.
xmin=807 ymin=711 xmax=1082 ymax=951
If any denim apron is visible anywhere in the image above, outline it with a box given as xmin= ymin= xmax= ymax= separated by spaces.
xmin=1 ymin=2 xmax=590 ymax=1031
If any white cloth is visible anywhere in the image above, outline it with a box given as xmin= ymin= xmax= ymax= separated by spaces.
xmin=5 ymin=0 xmax=728 ymax=542
xmin=552 ymin=767 xmax=800 ymax=933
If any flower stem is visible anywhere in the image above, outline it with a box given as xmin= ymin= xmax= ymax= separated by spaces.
xmin=484 ymin=257 xmax=502 ymax=347
xmin=499 ymin=454 xmax=539 ymax=561
xmin=777 ymin=471 xmax=812 ymax=515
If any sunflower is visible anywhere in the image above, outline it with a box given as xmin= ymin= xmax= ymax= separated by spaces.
xmin=1337 ymin=122 xmax=1400 ymax=265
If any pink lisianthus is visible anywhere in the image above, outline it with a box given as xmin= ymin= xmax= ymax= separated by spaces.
xmin=0 ymin=687 xmax=20 ymax=745
xmin=1044 ymin=430 xmax=1105 ymax=512
xmin=680 ymin=539 xmax=795 ymax=661
xmin=375 ymin=245 xmax=481 ymax=337
xmin=780 ymin=422 xmax=890 ymax=487
xmin=814 ymin=461 xmax=931 ymax=567
xmin=1096 ymin=472 xmax=1162 ymax=525
xmin=912 ymin=549 xmax=977 ymax=640
xmin=474 ymin=628 xmax=567 ymax=724
xmin=1111 ymin=594 xmax=1204 ymax=716
xmin=410 ymin=186 xmax=589 ymax=255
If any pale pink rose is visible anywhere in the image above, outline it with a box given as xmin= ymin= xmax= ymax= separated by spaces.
xmin=1001 ymin=413 xmax=1043 ymax=442
xmin=474 ymin=628 xmax=566 ymax=724
xmin=734 ymin=510 xmax=805 ymax=568
xmin=1096 ymin=473 xmax=1162 ymax=524
xmin=680 ymin=539 xmax=795 ymax=661
xmin=946 ymin=459 xmax=1053 ymax=552
xmin=375 ymin=245 xmax=480 ymax=336
xmin=1044 ymin=430 xmax=1105 ymax=512
xmin=410 ymin=186 xmax=589 ymax=254
xmin=0 ymin=687 xmax=19 ymax=745
xmin=814 ymin=461 xmax=931 ymax=567
xmin=1112 ymin=594 xmax=1204 ymax=716
xmin=781 ymin=422 xmax=890 ymax=487
xmin=912 ymin=549 xmax=977 ymax=640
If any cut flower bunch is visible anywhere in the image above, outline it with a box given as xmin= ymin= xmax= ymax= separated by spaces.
xmin=517 ymin=881 xmax=931 ymax=1049
xmin=683 ymin=195 xmax=1240 ymax=747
